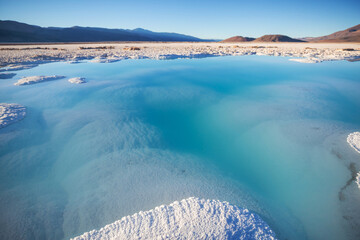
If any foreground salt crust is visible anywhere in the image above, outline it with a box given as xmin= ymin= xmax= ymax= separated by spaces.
xmin=14 ymin=75 xmax=65 ymax=86
xmin=72 ymin=197 xmax=276 ymax=240
xmin=1 ymin=43 xmax=359 ymax=69
xmin=0 ymin=103 xmax=26 ymax=128
xmin=347 ymin=132 xmax=360 ymax=154
xmin=68 ymin=77 xmax=86 ymax=84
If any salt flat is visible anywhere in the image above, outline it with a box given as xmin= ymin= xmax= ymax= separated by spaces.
xmin=0 ymin=42 xmax=359 ymax=68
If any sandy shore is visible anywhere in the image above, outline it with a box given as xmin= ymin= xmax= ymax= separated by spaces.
xmin=1 ymin=42 xmax=360 ymax=68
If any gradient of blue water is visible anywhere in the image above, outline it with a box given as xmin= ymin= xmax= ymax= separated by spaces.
xmin=0 ymin=56 xmax=359 ymax=240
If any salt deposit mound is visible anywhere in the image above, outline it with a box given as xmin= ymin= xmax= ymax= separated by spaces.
xmin=14 ymin=75 xmax=65 ymax=85
xmin=72 ymin=197 xmax=276 ymax=240
xmin=68 ymin=77 xmax=86 ymax=84
xmin=0 ymin=103 xmax=26 ymax=128
xmin=347 ymin=132 xmax=360 ymax=154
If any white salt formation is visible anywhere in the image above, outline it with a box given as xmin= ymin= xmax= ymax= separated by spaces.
xmin=0 ymin=43 xmax=359 ymax=70
xmin=357 ymin=172 xmax=360 ymax=190
xmin=14 ymin=75 xmax=65 ymax=86
xmin=0 ymin=64 xmax=38 ymax=72
xmin=347 ymin=132 xmax=360 ymax=154
xmin=68 ymin=77 xmax=86 ymax=84
xmin=72 ymin=197 xmax=276 ymax=240
xmin=289 ymin=58 xmax=320 ymax=63
xmin=0 ymin=103 xmax=26 ymax=128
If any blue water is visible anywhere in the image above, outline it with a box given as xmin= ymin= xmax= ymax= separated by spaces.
xmin=0 ymin=56 xmax=360 ymax=240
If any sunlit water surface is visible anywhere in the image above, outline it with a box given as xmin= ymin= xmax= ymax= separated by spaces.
xmin=0 ymin=56 xmax=360 ymax=240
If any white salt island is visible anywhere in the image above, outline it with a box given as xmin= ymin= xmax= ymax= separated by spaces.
xmin=68 ymin=77 xmax=86 ymax=84
xmin=72 ymin=197 xmax=276 ymax=240
xmin=0 ymin=103 xmax=26 ymax=128
xmin=14 ymin=75 xmax=65 ymax=86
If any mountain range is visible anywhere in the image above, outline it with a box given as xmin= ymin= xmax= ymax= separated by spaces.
xmin=220 ymin=36 xmax=255 ymax=42
xmin=221 ymin=34 xmax=304 ymax=43
xmin=222 ymin=24 xmax=360 ymax=43
xmin=0 ymin=20 xmax=359 ymax=43
xmin=0 ymin=20 xmax=207 ymax=43
xmin=302 ymin=24 xmax=360 ymax=42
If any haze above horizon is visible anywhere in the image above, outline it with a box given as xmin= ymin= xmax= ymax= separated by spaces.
xmin=0 ymin=0 xmax=359 ymax=39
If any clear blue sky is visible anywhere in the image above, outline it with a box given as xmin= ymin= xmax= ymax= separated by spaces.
xmin=0 ymin=0 xmax=359 ymax=39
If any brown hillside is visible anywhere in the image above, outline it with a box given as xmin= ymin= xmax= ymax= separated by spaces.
xmin=253 ymin=35 xmax=304 ymax=42
xmin=221 ymin=36 xmax=255 ymax=42
xmin=310 ymin=24 xmax=360 ymax=42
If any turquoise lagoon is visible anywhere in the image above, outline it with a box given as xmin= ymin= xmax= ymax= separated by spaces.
xmin=0 ymin=56 xmax=359 ymax=239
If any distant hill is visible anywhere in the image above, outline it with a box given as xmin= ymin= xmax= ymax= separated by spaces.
xmin=309 ymin=24 xmax=360 ymax=42
xmin=221 ymin=36 xmax=255 ymax=42
xmin=221 ymin=34 xmax=304 ymax=43
xmin=0 ymin=20 xmax=208 ymax=43
xmin=253 ymin=35 xmax=304 ymax=42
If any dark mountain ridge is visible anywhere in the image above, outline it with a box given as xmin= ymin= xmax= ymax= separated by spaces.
xmin=0 ymin=20 xmax=207 ymax=43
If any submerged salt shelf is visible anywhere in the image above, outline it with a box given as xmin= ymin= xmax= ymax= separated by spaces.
xmin=72 ymin=197 xmax=276 ymax=240
xmin=0 ymin=56 xmax=359 ymax=240
xmin=0 ymin=103 xmax=26 ymax=128
xmin=347 ymin=132 xmax=360 ymax=191
xmin=0 ymin=73 xmax=16 ymax=79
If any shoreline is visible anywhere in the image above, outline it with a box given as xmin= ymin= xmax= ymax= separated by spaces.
xmin=1 ymin=42 xmax=360 ymax=68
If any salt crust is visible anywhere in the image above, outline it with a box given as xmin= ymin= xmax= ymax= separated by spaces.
xmin=14 ymin=75 xmax=65 ymax=86
xmin=71 ymin=197 xmax=276 ymax=240
xmin=1 ymin=43 xmax=359 ymax=69
xmin=68 ymin=77 xmax=86 ymax=84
